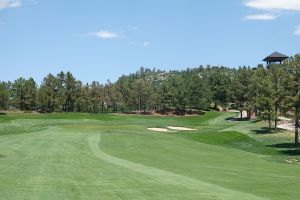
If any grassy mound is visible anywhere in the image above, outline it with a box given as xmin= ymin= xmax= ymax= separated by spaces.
xmin=189 ymin=131 xmax=278 ymax=155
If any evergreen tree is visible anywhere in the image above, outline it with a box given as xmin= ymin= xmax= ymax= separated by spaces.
xmin=57 ymin=71 xmax=67 ymax=112
xmin=0 ymin=81 xmax=10 ymax=110
xmin=253 ymin=66 xmax=274 ymax=128
xmin=90 ymin=81 xmax=102 ymax=113
xmin=158 ymin=81 xmax=173 ymax=113
xmin=284 ymin=55 xmax=300 ymax=145
xmin=130 ymin=79 xmax=152 ymax=113
xmin=64 ymin=72 xmax=77 ymax=112
xmin=115 ymin=76 xmax=130 ymax=112
xmin=23 ymin=78 xmax=37 ymax=111
xmin=186 ymin=74 xmax=211 ymax=111
xmin=168 ymin=75 xmax=188 ymax=115
xmin=38 ymin=74 xmax=59 ymax=112
xmin=268 ymin=64 xmax=286 ymax=129
xmin=232 ymin=67 xmax=253 ymax=118
xmin=11 ymin=77 xmax=26 ymax=111
xmin=208 ymin=68 xmax=231 ymax=110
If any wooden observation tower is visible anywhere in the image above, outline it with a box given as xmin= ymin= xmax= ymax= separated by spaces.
xmin=263 ymin=51 xmax=289 ymax=66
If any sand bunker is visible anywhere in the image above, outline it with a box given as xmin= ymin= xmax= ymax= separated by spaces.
xmin=167 ymin=126 xmax=197 ymax=131
xmin=147 ymin=128 xmax=170 ymax=132
xmin=148 ymin=126 xmax=197 ymax=132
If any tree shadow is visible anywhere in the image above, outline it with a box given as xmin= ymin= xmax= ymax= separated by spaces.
xmin=225 ymin=117 xmax=250 ymax=122
xmin=250 ymin=119 xmax=261 ymax=123
xmin=267 ymin=143 xmax=300 ymax=156
xmin=267 ymin=143 xmax=297 ymax=148
xmin=0 ymin=112 xmax=7 ymax=115
xmin=253 ymin=127 xmax=281 ymax=134
xmin=280 ymin=149 xmax=300 ymax=156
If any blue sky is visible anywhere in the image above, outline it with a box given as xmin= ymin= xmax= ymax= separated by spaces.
xmin=0 ymin=0 xmax=300 ymax=84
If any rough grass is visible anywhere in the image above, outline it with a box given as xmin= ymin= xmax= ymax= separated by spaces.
xmin=0 ymin=112 xmax=300 ymax=200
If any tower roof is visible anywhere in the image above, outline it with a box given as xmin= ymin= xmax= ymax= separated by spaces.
xmin=263 ymin=52 xmax=289 ymax=62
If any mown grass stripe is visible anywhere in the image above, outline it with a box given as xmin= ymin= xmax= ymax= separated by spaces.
xmin=89 ymin=134 xmax=269 ymax=200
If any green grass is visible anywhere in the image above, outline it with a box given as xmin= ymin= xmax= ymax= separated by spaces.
xmin=0 ymin=112 xmax=300 ymax=199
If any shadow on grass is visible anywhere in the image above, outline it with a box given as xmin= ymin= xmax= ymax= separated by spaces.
xmin=267 ymin=143 xmax=298 ymax=148
xmin=253 ymin=127 xmax=284 ymax=134
xmin=280 ymin=149 xmax=300 ymax=156
xmin=225 ymin=117 xmax=250 ymax=122
xmin=0 ymin=154 xmax=5 ymax=158
xmin=267 ymin=143 xmax=300 ymax=156
xmin=250 ymin=119 xmax=261 ymax=123
xmin=0 ymin=112 xmax=7 ymax=115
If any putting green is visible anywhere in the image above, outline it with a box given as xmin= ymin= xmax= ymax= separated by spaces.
xmin=0 ymin=112 xmax=299 ymax=199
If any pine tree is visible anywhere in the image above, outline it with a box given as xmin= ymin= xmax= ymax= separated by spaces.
xmin=23 ymin=78 xmax=37 ymax=111
xmin=253 ymin=66 xmax=274 ymax=128
xmin=284 ymin=55 xmax=300 ymax=145
xmin=208 ymin=68 xmax=231 ymax=110
xmin=64 ymin=72 xmax=77 ymax=112
xmin=0 ymin=82 xmax=10 ymax=110
xmin=130 ymin=79 xmax=152 ymax=114
xmin=268 ymin=64 xmax=285 ymax=129
xmin=11 ymin=78 xmax=26 ymax=111
xmin=232 ymin=67 xmax=253 ymax=119
xmin=38 ymin=74 xmax=59 ymax=112
xmin=186 ymin=74 xmax=211 ymax=111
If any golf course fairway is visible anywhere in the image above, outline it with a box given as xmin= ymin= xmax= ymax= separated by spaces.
xmin=0 ymin=112 xmax=300 ymax=200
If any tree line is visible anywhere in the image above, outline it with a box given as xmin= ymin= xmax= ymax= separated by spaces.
xmin=1 ymin=54 xmax=300 ymax=144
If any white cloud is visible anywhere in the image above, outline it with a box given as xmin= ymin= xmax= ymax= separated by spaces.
xmin=244 ymin=0 xmax=300 ymax=36
xmin=0 ymin=0 xmax=22 ymax=10
xmin=294 ymin=26 xmax=300 ymax=36
xmin=87 ymin=31 xmax=120 ymax=39
xmin=245 ymin=0 xmax=300 ymax=11
xmin=244 ymin=14 xmax=278 ymax=20
xmin=143 ymin=41 xmax=151 ymax=47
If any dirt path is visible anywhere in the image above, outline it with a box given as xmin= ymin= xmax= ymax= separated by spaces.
xmin=278 ymin=123 xmax=295 ymax=131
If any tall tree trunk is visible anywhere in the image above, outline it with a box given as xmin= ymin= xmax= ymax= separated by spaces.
xmin=275 ymin=105 xmax=278 ymax=130
xmin=295 ymin=117 xmax=299 ymax=146
xmin=254 ymin=106 xmax=257 ymax=118
xmin=2 ymin=94 xmax=4 ymax=110
xmin=20 ymin=89 xmax=23 ymax=111
xmin=240 ymin=110 xmax=243 ymax=119
xmin=138 ymin=92 xmax=141 ymax=115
